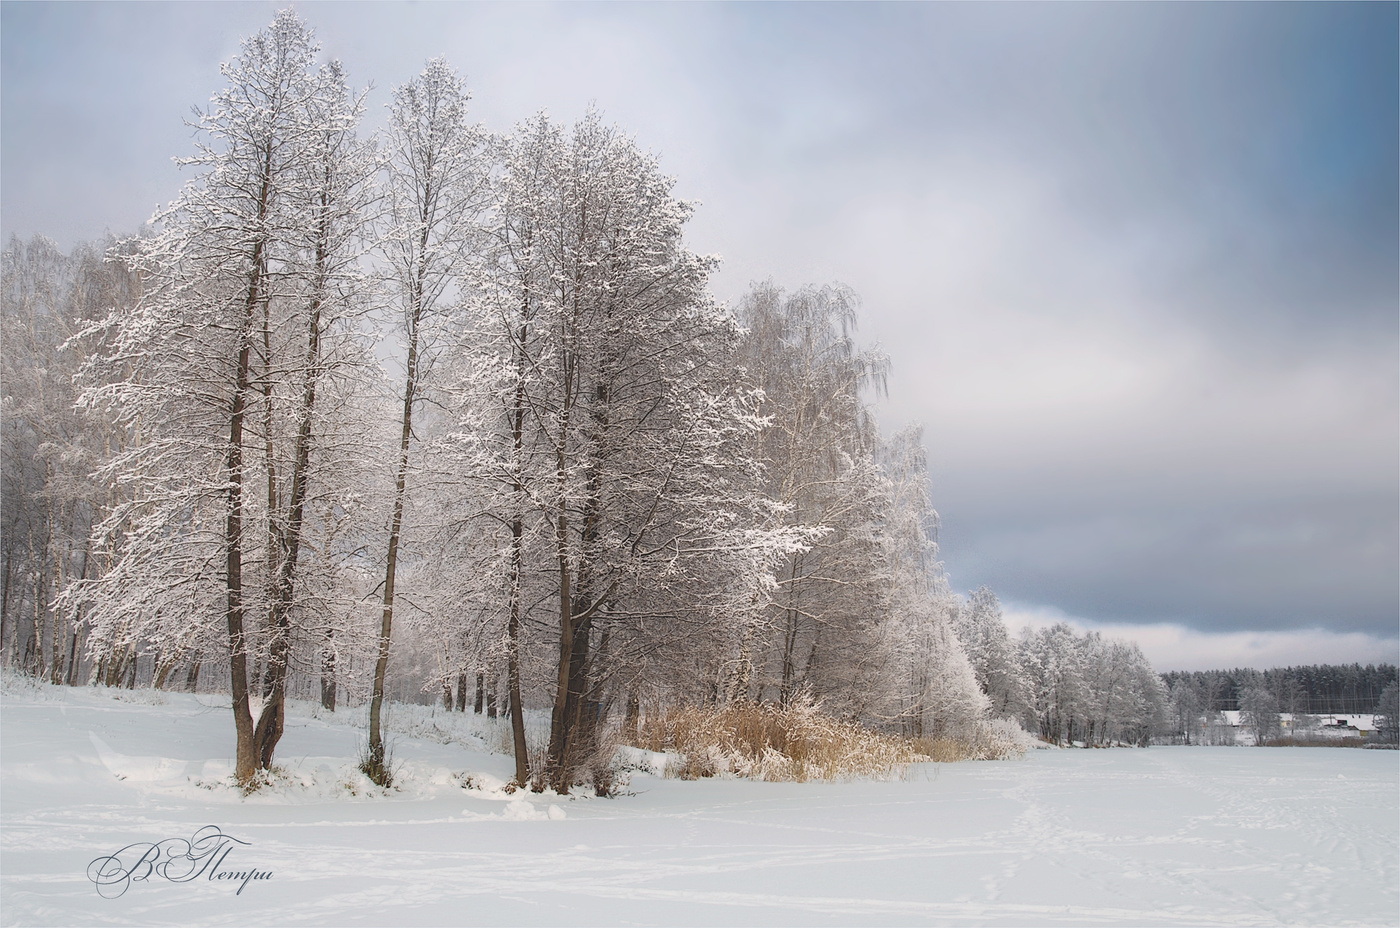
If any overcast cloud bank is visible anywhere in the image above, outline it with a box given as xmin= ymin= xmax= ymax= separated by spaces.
xmin=2 ymin=2 xmax=1394 ymax=667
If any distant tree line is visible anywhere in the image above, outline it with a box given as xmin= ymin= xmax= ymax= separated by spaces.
xmin=1161 ymin=664 xmax=1398 ymax=716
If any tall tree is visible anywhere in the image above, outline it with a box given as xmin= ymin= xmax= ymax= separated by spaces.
xmin=250 ymin=57 xmax=377 ymax=768
xmin=1239 ymin=685 xmax=1281 ymax=745
xmin=1 ymin=236 xmax=139 ymax=682
xmin=365 ymin=57 xmax=487 ymax=786
xmin=70 ymin=12 xmax=370 ymax=786
xmin=877 ymin=429 xmax=987 ymax=737
xmin=734 ymin=283 xmax=890 ymax=708
xmin=1020 ymin=622 xmax=1088 ymax=744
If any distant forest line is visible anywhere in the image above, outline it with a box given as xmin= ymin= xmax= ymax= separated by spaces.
xmin=1160 ymin=663 xmax=1397 ymax=715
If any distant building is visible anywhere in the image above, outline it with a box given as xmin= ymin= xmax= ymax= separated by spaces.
xmin=1210 ymin=711 xmax=1374 ymax=744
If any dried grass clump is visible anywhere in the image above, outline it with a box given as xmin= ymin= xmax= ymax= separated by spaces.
xmin=911 ymin=736 xmax=976 ymax=763
xmin=636 ymin=699 xmax=924 ymax=781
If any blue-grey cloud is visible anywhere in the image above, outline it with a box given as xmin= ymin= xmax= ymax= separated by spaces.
xmin=2 ymin=2 xmax=1394 ymax=656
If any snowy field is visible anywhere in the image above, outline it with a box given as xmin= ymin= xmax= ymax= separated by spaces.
xmin=2 ymin=680 xmax=1396 ymax=927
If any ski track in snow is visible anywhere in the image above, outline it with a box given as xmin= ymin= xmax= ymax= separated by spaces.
xmin=2 ymin=684 xmax=1397 ymax=926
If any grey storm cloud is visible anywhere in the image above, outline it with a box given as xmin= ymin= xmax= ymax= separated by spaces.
xmin=3 ymin=1 xmax=1395 ymax=663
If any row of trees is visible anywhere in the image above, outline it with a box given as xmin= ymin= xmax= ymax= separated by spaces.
xmin=1160 ymin=664 xmax=1398 ymax=717
xmin=3 ymin=12 xmax=1014 ymax=791
xmin=1 ymin=236 xmax=140 ymax=687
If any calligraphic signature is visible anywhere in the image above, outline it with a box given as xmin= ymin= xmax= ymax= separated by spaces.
xmin=86 ymin=825 xmax=272 ymax=898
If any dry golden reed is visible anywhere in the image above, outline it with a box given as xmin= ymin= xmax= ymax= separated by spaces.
xmin=635 ymin=700 xmax=925 ymax=781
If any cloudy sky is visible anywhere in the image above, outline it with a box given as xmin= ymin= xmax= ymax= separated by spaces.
xmin=3 ymin=2 xmax=1396 ymax=670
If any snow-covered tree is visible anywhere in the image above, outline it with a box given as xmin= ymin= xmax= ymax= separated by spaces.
xmin=441 ymin=110 xmax=806 ymax=791
xmin=734 ymin=283 xmax=891 ymax=709
xmin=954 ymin=586 xmax=1029 ymax=721
xmin=364 ymin=56 xmax=488 ymax=786
xmin=68 ymin=11 xmax=374 ymax=786
xmin=1167 ymin=676 xmax=1204 ymax=744
xmin=1239 ymin=685 xmax=1281 ymax=745
xmin=875 ymin=429 xmax=987 ymax=738
xmin=1019 ymin=622 xmax=1088 ymax=744
xmin=1375 ymin=682 xmax=1399 ymax=744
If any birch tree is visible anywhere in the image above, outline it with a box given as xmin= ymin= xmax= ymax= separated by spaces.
xmin=734 ymin=283 xmax=891 ymax=707
xmin=877 ymin=428 xmax=987 ymax=737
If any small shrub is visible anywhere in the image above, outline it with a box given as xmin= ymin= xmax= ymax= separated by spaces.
xmin=912 ymin=719 xmax=1031 ymax=762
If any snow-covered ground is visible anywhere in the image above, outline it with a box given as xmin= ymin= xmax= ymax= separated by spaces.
xmin=2 ymin=679 xmax=1396 ymax=927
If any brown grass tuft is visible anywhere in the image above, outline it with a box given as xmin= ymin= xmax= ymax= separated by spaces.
xmin=635 ymin=699 xmax=925 ymax=781
xmin=911 ymin=736 xmax=977 ymax=763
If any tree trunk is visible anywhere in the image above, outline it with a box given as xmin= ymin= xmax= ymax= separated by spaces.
xmin=779 ymin=555 xmax=801 ymax=706
xmin=225 ymin=212 xmax=264 ymax=787
xmin=320 ymin=630 xmax=336 ymax=710
xmin=0 ymin=545 xmax=13 ymax=664
xmin=253 ymin=182 xmax=333 ymax=773
xmin=49 ymin=527 xmax=67 ymax=685
xmin=64 ymin=623 xmax=81 ymax=686
xmin=504 ymin=307 xmax=532 ymax=789
xmin=153 ymin=655 xmax=176 ymax=690
xmin=367 ymin=199 xmax=431 ymax=787
xmin=622 ymin=687 xmax=640 ymax=744
xmin=62 ymin=538 xmax=90 ymax=686
xmin=544 ymin=501 xmax=575 ymax=791
xmin=474 ymin=671 xmax=484 ymax=714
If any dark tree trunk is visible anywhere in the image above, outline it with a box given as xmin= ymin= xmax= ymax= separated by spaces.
xmin=367 ymin=204 xmax=431 ymax=788
xmin=320 ymin=630 xmax=336 ymax=710
xmin=253 ymin=178 xmax=334 ymax=774
xmin=153 ymin=655 xmax=176 ymax=690
xmin=622 ymin=687 xmax=640 ymax=744
xmin=779 ymin=555 xmax=801 ymax=706
xmin=64 ymin=624 xmax=81 ymax=686
xmin=225 ymin=169 xmax=270 ymax=787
